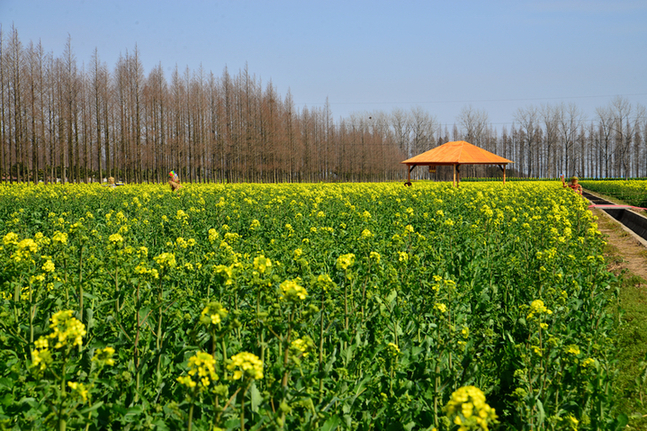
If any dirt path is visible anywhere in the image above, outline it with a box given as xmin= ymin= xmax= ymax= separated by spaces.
xmin=591 ymin=208 xmax=647 ymax=282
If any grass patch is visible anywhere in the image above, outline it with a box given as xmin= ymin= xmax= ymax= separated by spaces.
xmin=598 ymin=214 xmax=647 ymax=428
xmin=614 ymin=271 xmax=647 ymax=429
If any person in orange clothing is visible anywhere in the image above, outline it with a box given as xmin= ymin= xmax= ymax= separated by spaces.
xmin=560 ymin=175 xmax=582 ymax=195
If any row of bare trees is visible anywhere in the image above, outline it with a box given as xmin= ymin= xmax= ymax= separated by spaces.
xmin=1 ymin=27 xmax=646 ymax=184
xmin=0 ymin=28 xmax=407 ymax=184
xmin=507 ymin=99 xmax=646 ymax=179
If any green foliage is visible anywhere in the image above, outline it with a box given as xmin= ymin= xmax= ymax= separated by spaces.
xmin=0 ymin=181 xmax=622 ymax=430
xmin=579 ymin=180 xmax=647 ymax=208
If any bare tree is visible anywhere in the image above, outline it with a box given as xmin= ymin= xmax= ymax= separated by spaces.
xmin=595 ymin=105 xmax=614 ymax=177
xmin=0 ymin=25 xmax=5 ymax=181
xmin=539 ymin=104 xmax=560 ymax=178
xmin=391 ymin=108 xmax=411 ymax=157
xmin=458 ymin=105 xmax=489 ymax=177
xmin=7 ymin=26 xmax=24 ymax=182
xmin=24 ymin=40 xmax=47 ymax=183
xmin=556 ymin=102 xmax=584 ymax=177
xmin=458 ymin=105 xmax=489 ymax=144
xmin=411 ymin=106 xmax=438 ymax=156
xmin=90 ymin=49 xmax=109 ymax=182
xmin=609 ymin=96 xmax=645 ymax=178
xmin=514 ymin=105 xmax=539 ymax=177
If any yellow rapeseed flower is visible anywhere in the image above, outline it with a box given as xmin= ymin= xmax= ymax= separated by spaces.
xmin=154 ymin=252 xmax=177 ymax=269
xmin=227 ymin=351 xmax=263 ymax=380
xmin=527 ymin=299 xmax=553 ymax=320
xmin=208 ymin=228 xmax=219 ymax=242
xmin=360 ymin=229 xmax=373 ymax=239
xmin=201 ymin=301 xmax=228 ymax=325
xmin=290 ymin=336 xmax=314 ymax=358
xmin=386 ymin=342 xmax=400 ymax=356
xmin=68 ymin=381 xmax=89 ymax=402
xmin=444 ymin=386 xmax=498 ymax=431
xmin=3 ymin=232 xmax=19 ymax=246
xmin=177 ymin=375 xmax=196 ymax=388
xmin=108 ymin=233 xmax=124 ymax=244
xmin=49 ymin=310 xmax=86 ymax=349
xmin=565 ymin=344 xmax=580 ymax=355
xmin=178 ymin=351 xmax=218 ymax=390
xmin=52 ymin=231 xmax=68 ymax=245
xmin=398 ymin=251 xmax=409 ymax=263
xmin=336 ymin=253 xmax=355 ymax=271
xmin=434 ymin=303 xmax=447 ymax=313
xmin=214 ymin=264 xmax=233 ymax=285
xmin=92 ymin=346 xmax=116 ymax=367
xmin=42 ymin=260 xmax=55 ymax=273
xmin=279 ymin=278 xmax=307 ymax=302
xmin=315 ymin=273 xmax=337 ymax=292
xmin=31 ymin=346 xmax=53 ymax=371
xmin=253 ymin=255 xmax=272 ymax=274
xmin=17 ymin=238 xmax=38 ymax=253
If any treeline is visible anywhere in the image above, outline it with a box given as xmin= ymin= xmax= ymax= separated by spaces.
xmin=1 ymin=27 xmax=646 ymax=184
xmin=0 ymin=28 xmax=405 ymax=184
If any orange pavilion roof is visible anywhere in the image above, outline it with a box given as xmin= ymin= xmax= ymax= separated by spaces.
xmin=401 ymin=141 xmax=513 ymax=165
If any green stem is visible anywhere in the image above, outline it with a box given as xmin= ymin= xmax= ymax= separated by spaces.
xmin=344 ymin=283 xmax=348 ymax=331
xmin=282 ymin=311 xmax=293 ymax=388
xmin=392 ymin=315 xmax=398 ymax=348
xmin=240 ymin=384 xmax=249 ymax=431
xmin=29 ymin=283 xmax=35 ymax=344
xmin=114 ymin=256 xmax=120 ymax=314
xmin=221 ymin=339 xmax=228 ymax=380
xmin=156 ymin=276 xmax=164 ymax=380
xmin=78 ymin=245 xmax=84 ymax=323
xmin=343 ymin=282 xmax=349 ymax=352
xmin=319 ymin=295 xmax=325 ymax=398
xmin=134 ymin=280 xmax=141 ymax=400
xmin=64 ymin=257 xmax=69 ymax=306
xmin=58 ymin=352 xmax=68 ymax=431
xmin=188 ymin=402 xmax=194 ymax=431
xmin=434 ymin=360 xmax=440 ymax=428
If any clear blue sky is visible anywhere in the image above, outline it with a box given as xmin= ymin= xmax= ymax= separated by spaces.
xmin=2 ymin=0 xmax=646 ymax=128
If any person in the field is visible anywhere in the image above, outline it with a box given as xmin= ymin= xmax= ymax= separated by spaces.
xmin=561 ymin=175 xmax=582 ymax=195
xmin=169 ymin=171 xmax=182 ymax=192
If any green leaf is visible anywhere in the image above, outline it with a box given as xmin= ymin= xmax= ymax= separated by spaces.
xmin=250 ymin=382 xmax=261 ymax=413
xmin=18 ymin=397 xmax=38 ymax=409
xmin=153 ymin=419 xmax=170 ymax=431
xmin=79 ymin=401 xmax=104 ymax=414
xmin=321 ymin=415 xmax=342 ymax=431
xmin=613 ymin=413 xmax=629 ymax=430
xmin=386 ymin=289 xmax=397 ymax=304
xmin=0 ymin=393 xmax=14 ymax=407
xmin=535 ymin=398 xmax=545 ymax=425
xmin=125 ymin=405 xmax=144 ymax=418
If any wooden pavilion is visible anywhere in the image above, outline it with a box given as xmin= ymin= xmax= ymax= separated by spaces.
xmin=401 ymin=140 xmax=514 ymax=186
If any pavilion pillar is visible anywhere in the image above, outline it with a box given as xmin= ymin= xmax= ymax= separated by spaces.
xmin=452 ymin=164 xmax=456 ymax=187
xmin=503 ymin=165 xmax=506 ymax=184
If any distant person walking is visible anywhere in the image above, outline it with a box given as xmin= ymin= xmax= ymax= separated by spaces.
xmin=168 ymin=171 xmax=182 ymax=192
xmin=561 ymin=175 xmax=582 ymax=195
